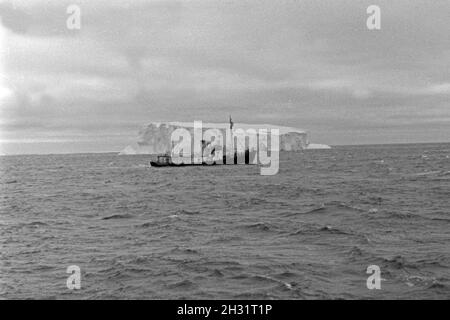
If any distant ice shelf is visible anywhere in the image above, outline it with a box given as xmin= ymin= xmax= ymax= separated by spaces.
xmin=120 ymin=122 xmax=330 ymax=155
xmin=306 ymin=143 xmax=332 ymax=150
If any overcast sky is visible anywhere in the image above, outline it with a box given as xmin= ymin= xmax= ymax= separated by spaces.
xmin=0 ymin=0 xmax=449 ymax=154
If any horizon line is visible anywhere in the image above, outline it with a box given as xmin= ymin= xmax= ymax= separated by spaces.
xmin=1 ymin=141 xmax=449 ymax=156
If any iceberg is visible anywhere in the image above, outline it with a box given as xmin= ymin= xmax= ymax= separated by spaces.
xmin=120 ymin=122 xmax=328 ymax=155
xmin=306 ymin=143 xmax=332 ymax=150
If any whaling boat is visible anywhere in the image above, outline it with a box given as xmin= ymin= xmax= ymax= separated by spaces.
xmin=150 ymin=154 xmax=217 ymax=167
xmin=149 ymin=151 xmax=251 ymax=167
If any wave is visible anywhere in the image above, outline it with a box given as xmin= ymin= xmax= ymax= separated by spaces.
xmin=210 ymin=269 xmax=224 ymax=277
xmin=406 ymin=170 xmax=450 ymax=180
xmin=284 ymin=202 xmax=366 ymax=217
xmin=301 ymin=205 xmax=327 ymax=214
xmin=135 ymin=221 xmax=153 ymax=228
xmin=241 ymin=222 xmax=274 ymax=232
xmin=289 ymin=224 xmax=351 ymax=236
xmin=251 ymin=274 xmax=294 ymax=290
xmin=402 ymin=274 xmax=449 ymax=289
xmin=411 ymin=170 xmax=442 ymax=176
xmin=206 ymin=235 xmax=243 ymax=244
xmin=232 ymin=291 xmax=273 ymax=299
xmin=380 ymin=255 xmax=447 ymax=270
xmin=17 ymin=221 xmax=48 ymax=227
xmin=167 ymin=279 xmax=197 ymax=290
xmin=102 ymin=213 xmax=133 ymax=220
xmin=427 ymin=281 xmax=449 ymax=290
xmin=176 ymin=209 xmax=201 ymax=215
xmin=169 ymin=247 xmax=201 ymax=255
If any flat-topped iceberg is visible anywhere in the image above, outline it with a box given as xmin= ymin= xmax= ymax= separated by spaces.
xmin=120 ymin=122 xmax=328 ymax=155
xmin=306 ymin=143 xmax=332 ymax=150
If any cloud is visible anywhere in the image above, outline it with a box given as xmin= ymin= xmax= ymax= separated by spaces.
xmin=0 ymin=0 xmax=449 ymax=153
xmin=425 ymin=83 xmax=450 ymax=95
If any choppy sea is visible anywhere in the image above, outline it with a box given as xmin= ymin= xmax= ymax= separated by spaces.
xmin=0 ymin=143 xmax=449 ymax=299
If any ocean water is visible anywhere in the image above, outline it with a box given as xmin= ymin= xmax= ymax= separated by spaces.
xmin=0 ymin=143 xmax=449 ymax=299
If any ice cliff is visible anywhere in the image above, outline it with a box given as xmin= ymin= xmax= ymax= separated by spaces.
xmin=120 ymin=122 xmax=328 ymax=155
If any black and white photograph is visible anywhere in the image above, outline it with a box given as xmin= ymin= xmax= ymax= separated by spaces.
xmin=0 ymin=0 xmax=449 ymax=303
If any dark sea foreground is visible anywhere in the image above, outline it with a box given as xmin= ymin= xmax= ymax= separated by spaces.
xmin=0 ymin=143 xmax=449 ymax=299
